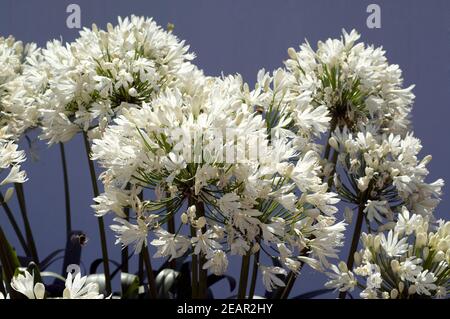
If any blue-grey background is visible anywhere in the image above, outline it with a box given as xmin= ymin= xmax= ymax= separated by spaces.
xmin=1 ymin=0 xmax=449 ymax=298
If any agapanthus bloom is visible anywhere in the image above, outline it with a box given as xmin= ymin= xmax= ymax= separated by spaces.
xmin=284 ymin=29 xmax=414 ymax=135
xmin=325 ymin=208 xmax=450 ymax=299
xmin=331 ymin=127 xmax=443 ymax=229
xmin=38 ymin=15 xmax=199 ymax=144
xmin=92 ymin=72 xmax=345 ymax=292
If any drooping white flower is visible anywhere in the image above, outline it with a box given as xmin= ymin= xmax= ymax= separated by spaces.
xmin=10 ymin=270 xmax=45 ymax=299
xmin=151 ymin=228 xmax=191 ymax=261
xmin=63 ymin=272 xmax=104 ymax=299
xmin=203 ymin=250 xmax=229 ymax=276
xmin=260 ymin=265 xmax=287 ymax=292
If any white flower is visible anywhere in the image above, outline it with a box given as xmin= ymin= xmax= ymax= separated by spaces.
xmin=11 ymin=270 xmax=45 ymax=299
xmin=414 ymin=270 xmax=437 ymax=296
xmin=364 ymin=200 xmax=391 ymax=223
xmin=325 ymin=261 xmax=357 ymax=292
xmin=38 ymin=16 xmax=197 ymax=144
xmin=110 ymin=217 xmax=149 ymax=254
xmin=203 ymin=250 xmax=229 ymax=275
xmin=380 ymin=230 xmax=408 ymax=257
xmin=151 ymin=228 xmax=191 ymax=261
xmin=0 ymin=291 xmax=9 ymax=299
xmin=260 ymin=265 xmax=287 ymax=292
xmin=191 ymin=229 xmax=222 ymax=255
xmin=63 ymin=272 xmax=104 ymax=299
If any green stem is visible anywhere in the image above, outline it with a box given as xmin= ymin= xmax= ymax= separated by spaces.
xmin=14 ymin=183 xmax=39 ymax=263
xmin=237 ymin=253 xmax=251 ymax=299
xmin=141 ymin=245 xmax=158 ymax=299
xmin=327 ymin=149 xmax=339 ymax=191
xmin=0 ymin=225 xmax=21 ymax=299
xmin=121 ymin=185 xmax=130 ymax=273
xmin=0 ymin=191 xmax=29 ymax=256
xmin=82 ymin=132 xmax=112 ymax=295
xmin=338 ymin=191 xmax=368 ymax=299
xmin=247 ymin=249 xmax=260 ymax=299
xmin=59 ymin=143 xmax=72 ymax=239
xmin=195 ymin=201 xmax=208 ymax=299
xmin=188 ymin=196 xmax=198 ymax=298
xmin=138 ymin=253 xmax=144 ymax=284
xmin=166 ymin=192 xmax=176 ymax=269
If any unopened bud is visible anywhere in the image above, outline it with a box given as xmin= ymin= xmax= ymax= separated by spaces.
xmin=328 ymin=136 xmax=339 ymax=151
xmin=287 ymin=47 xmax=297 ymax=60
xmin=181 ymin=213 xmax=188 ymax=224
xmin=195 ymin=216 xmax=206 ymax=229
xmin=390 ymin=260 xmax=400 ymax=273
xmin=390 ymin=288 xmax=398 ymax=299
xmin=408 ymin=284 xmax=417 ymax=295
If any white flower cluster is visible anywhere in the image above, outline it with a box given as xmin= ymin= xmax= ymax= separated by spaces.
xmin=330 ymin=127 xmax=443 ymax=228
xmin=0 ymin=127 xmax=27 ymax=189
xmin=326 ymin=207 xmax=449 ymax=299
xmin=0 ymin=36 xmax=42 ymax=138
xmin=37 ymin=15 xmax=198 ymax=144
xmin=92 ymin=72 xmax=345 ymax=292
xmin=8 ymin=269 xmax=105 ymax=299
xmin=284 ymin=29 xmax=415 ymax=135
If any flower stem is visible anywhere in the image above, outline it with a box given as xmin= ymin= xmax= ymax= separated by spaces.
xmin=82 ymin=132 xmax=112 ymax=295
xmin=247 ymin=249 xmax=260 ymax=299
xmin=0 ymin=191 xmax=29 ymax=256
xmin=237 ymin=253 xmax=251 ymax=299
xmin=338 ymin=191 xmax=368 ymax=299
xmin=196 ymin=201 xmax=208 ymax=299
xmin=14 ymin=183 xmax=39 ymax=263
xmin=141 ymin=245 xmax=158 ymax=299
xmin=166 ymin=192 xmax=176 ymax=269
xmin=121 ymin=185 xmax=130 ymax=273
xmin=59 ymin=143 xmax=72 ymax=239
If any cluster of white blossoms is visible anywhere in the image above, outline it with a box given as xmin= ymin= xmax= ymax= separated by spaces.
xmin=37 ymin=15 xmax=198 ymax=144
xmin=284 ymin=29 xmax=415 ymax=135
xmin=0 ymin=19 xmax=447 ymax=299
xmin=325 ymin=207 xmax=450 ymax=299
xmin=5 ymin=269 xmax=105 ymax=299
xmin=92 ymin=72 xmax=345 ymax=291
xmin=0 ymin=127 xmax=27 ymax=190
xmin=330 ymin=127 xmax=443 ymax=228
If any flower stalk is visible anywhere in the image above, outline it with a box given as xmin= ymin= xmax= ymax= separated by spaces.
xmin=59 ymin=143 xmax=72 ymax=239
xmin=82 ymin=132 xmax=112 ymax=295
xmin=14 ymin=183 xmax=39 ymax=263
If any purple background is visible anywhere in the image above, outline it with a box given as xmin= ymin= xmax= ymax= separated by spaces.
xmin=1 ymin=0 xmax=449 ymax=298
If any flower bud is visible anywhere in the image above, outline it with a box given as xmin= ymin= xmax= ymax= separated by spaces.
xmin=373 ymin=235 xmax=381 ymax=252
xmin=338 ymin=261 xmax=349 ymax=273
xmin=128 ymin=87 xmax=138 ymax=97
xmin=398 ymin=282 xmax=404 ymax=293
xmin=195 ymin=217 xmax=206 ymax=229
xmin=354 ymin=251 xmax=362 ymax=266
xmin=408 ymin=284 xmax=417 ymax=295
xmin=3 ymin=187 xmax=14 ymax=203
xmin=251 ymin=243 xmax=260 ymax=254
xmin=181 ymin=213 xmax=188 ymax=224
xmin=328 ymin=136 xmax=339 ymax=151
xmin=416 ymin=232 xmax=427 ymax=248
xmin=390 ymin=259 xmax=400 ymax=273
xmin=390 ymin=288 xmax=398 ymax=299
xmin=287 ymin=47 xmax=297 ymax=60
xmin=188 ymin=205 xmax=196 ymax=217
xmin=434 ymin=250 xmax=445 ymax=262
